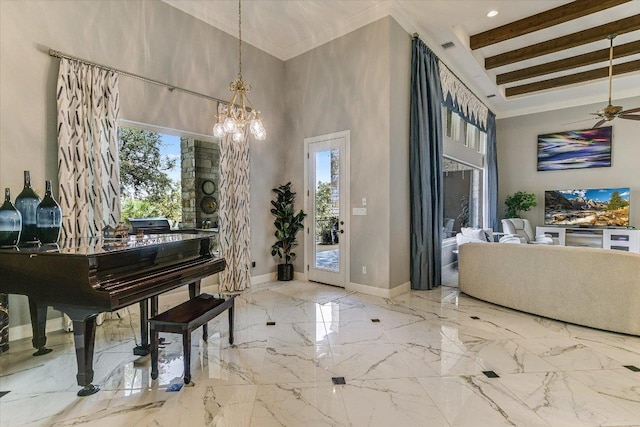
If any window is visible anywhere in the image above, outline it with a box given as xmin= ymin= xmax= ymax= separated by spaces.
xmin=441 ymin=108 xmax=488 ymax=240
xmin=118 ymin=122 xmax=219 ymax=230
xmin=443 ymin=158 xmax=484 ymax=237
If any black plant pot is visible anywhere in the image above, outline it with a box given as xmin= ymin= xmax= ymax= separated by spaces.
xmin=277 ymin=264 xmax=294 ymax=281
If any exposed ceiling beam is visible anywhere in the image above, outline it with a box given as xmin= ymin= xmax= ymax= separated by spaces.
xmin=470 ymin=0 xmax=631 ymax=50
xmin=496 ymin=40 xmax=640 ymax=85
xmin=485 ymin=15 xmax=640 ymax=69
xmin=505 ymin=59 xmax=640 ymax=97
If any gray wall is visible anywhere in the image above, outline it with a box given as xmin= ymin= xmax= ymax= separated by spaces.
xmin=0 ymin=0 xmax=286 ymax=327
xmin=284 ymin=17 xmax=411 ymax=290
xmin=388 ymin=19 xmax=411 ymax=288
xmin=497 ymin=95 xmax=640 ymax=230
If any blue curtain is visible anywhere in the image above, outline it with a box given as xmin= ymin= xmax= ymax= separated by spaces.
xmin=410 ymin=37 xmax=443 ymax=291
xmin=486 ymin=111 xmax=499 ymax=231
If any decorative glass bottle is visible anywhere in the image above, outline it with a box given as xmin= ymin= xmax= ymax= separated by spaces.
xmin=15 ymin=171 xmax=40 ymax=243
xmin=0 ymin=188 xmax=22 ymax=247
xmin=36 ymin=180 xmax=62 ymax=244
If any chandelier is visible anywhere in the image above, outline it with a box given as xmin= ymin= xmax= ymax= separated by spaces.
xmin=213 ymin=0 xmax=266 ymax=141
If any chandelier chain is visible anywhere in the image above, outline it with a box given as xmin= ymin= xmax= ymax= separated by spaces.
xmin=238 ymin=0 xmax=242 ymax=77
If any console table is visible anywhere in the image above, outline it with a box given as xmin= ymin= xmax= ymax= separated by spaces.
xmin=536 ymin=226 xmax=640 ymax=253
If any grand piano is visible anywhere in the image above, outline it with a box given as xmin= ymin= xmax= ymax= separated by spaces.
xmin=0 ymin=233 xmax=226 ymax=396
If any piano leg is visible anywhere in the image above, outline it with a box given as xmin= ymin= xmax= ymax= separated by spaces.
xmin=28 ymin=298 xmax=52 ymax=356
xmin=134 ymin=299 xmax=149 ymax=356
xmin=188 ymin=280 xmax=201 ymax=298
xmin=70 ymin=314 xmax=100 ymax=396
xmin=228 ymin=300 xmax=234 ymax=345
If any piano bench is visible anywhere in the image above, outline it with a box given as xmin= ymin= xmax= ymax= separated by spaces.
xmin=149 ymin=293 xmax=235 ymax=384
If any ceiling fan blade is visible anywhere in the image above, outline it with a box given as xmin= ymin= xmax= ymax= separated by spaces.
xmin=619 ymin=114 xmax=640 ymax=121
xmin=620 ymin=107 xmax=640 ymax=115
xmin=592 ymin=119 xmax=607 ymax=128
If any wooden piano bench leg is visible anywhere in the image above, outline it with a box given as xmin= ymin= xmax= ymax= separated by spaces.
xmin=183 ymin=329 xmax=192 ymax=384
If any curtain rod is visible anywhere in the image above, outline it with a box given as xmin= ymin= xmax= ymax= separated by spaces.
xmin=48 ymin=49 xmax=226 ymax=105
xmin=411 ymin=35 xmax=492 ymax=114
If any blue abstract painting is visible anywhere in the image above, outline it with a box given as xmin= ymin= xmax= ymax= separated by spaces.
xmin=537 ymin=126 xmax=612 ymax=171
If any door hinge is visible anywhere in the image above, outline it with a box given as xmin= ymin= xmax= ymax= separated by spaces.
xmin=307 ymin=153 xmax=309 ymax=159
xmin=307 ymin=190 xmax=309 ymax=196
xmin=307 ymin=264 xmax=309 ymax=271
xmin=307 ymin=227 xmax=309 ymax=234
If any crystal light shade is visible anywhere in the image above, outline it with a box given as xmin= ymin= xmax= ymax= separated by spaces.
xmin=213 ymin=76 xmax=266 ymax=141
xmin=212 ymin=0 xmax=266 ymax=142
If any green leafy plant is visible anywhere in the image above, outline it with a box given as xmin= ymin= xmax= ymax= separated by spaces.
xmin=270 ymin=182 xmax=307 ymax=265
xmin=504 ymin=191 xmax=537 ymax=218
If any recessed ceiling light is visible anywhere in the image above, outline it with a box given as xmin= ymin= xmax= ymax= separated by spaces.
xmin=487 ymin=10 xmax=499 ymax=18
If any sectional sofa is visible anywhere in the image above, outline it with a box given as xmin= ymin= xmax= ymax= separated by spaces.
xmin=458 ymin=242 xmax=640 ymax=336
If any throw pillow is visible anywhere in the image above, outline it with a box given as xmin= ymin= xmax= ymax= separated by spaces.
xmin=461 ymin=227 xmax=487 ymax=242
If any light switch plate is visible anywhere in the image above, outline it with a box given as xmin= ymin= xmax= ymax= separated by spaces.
xmin=352 ymin=208 xmax=367 ymax=215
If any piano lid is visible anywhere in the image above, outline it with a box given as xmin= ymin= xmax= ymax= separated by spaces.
xmin=0 ymin=233 xmax=205 ymax=256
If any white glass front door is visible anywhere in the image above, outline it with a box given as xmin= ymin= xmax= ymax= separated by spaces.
xmin=305 ymin=132 xmax=349 ymax=287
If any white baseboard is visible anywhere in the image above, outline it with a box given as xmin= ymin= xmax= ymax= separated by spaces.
xmin=347 ymin=281 xmax=410 ymax=298
xmin=251 ymin=272 xmax=276 ymax=286
xmin=250 ymin=271 xmax=305 ymax=287
xmin=9 ymin=317 xmax=67 ymax=342
xmin=389 ymin=281 xmax=411 ymax=298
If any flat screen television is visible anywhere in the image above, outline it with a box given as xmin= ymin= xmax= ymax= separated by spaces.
xmin=537 ymin=126 xmax=612 ymax=171
xmin=544 ymin=188 xmax=630 ymax=227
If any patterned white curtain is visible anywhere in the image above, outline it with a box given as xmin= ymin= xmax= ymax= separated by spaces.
xmin=438 ymin=61 xmax=488 ymax=130
xmin=218 ymin=104 xmax=252 ymax=292
xmin=56 ymin=58 xmax=121 ymax=239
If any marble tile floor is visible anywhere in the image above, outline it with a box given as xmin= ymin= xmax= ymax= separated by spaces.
xmin=2 ymin=280 xmax=640 ymax=426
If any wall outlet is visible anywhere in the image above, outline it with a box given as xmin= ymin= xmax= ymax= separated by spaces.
xmin=362 ymin=265 xmax=367 ymax=274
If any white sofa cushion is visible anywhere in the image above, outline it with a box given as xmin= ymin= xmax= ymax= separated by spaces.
xmin=461 ymin=227 xmax=493 ymax=242
xmin=456 ymin=228 xmax=494 ymax=246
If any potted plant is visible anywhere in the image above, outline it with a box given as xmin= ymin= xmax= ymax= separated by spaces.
xmin=270 ymin=182 xmax=306 ymax=281
xmin=504 ymin=191 xmax=537 ymax=218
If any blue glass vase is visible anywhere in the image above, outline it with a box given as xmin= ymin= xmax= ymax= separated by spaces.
xmin=15 ymin=171 xmax=40 ymax=243
xmin=37 ymin=180 xmax=62 ymax=244
xmin=0 ymin=188 xmax=22 ymax=247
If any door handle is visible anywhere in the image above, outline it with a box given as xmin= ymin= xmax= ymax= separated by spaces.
xmin=340 ymin=229 xmax=344 ymax=234
xmin=340 ymin=221 xmax=344 ymax=225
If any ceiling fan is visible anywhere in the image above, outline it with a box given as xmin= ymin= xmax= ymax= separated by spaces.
xmin=591 ymin=34 xmax=640 ymax=128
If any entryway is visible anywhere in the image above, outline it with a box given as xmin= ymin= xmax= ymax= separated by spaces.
xmin=304 ymin=131 xmax=350 ymax=288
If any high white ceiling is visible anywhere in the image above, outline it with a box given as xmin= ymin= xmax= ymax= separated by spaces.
xmin=162 ymin=0 xmax=640 ymax=119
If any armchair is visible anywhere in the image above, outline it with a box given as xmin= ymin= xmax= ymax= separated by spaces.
xmin=501 ymin=218 xmax=555 ymax=244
